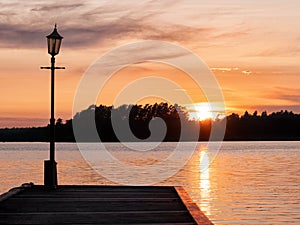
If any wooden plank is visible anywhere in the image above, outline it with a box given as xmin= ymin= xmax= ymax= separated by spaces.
xmin=0 ymin=199 xmax=185 ymax=212
xmin=27 ymin=185 xmax=175 ymax=192
xmin=1 ymin=197 xmax=178 ymax=205
xmin=175 ymin=187 xmax=214 ymax=225
xmin=14 ymin=186 xmax=179 ymax=199
xmin=0 ymin=211 xmax=195 ymax=224
xmin=14 ymin=192 xmax=177 ymax=198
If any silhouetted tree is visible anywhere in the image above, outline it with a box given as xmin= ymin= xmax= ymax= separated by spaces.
xmin=1 ymin=105 xmax=300 ymax=142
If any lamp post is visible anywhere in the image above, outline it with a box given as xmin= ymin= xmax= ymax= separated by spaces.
xmin=41 ymin=24 xmax=65 ymax=189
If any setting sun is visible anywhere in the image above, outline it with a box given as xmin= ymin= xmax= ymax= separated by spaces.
xmin=188 ymin=103 xmax=213 ymax=121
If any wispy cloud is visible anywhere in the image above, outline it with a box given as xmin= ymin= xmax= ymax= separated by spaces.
xmin=31 ymin=3 xmax=84 ymax=12
xmin=0 ymin=0 xmax=220 ymax=49
xmin=258 ymin=87 xmax=300 ymax=105
xmin=211 ymin=67 xmax=239 ymax=72
xmin=273 ymin=87 xmax=300 ymax=104
xmin=249 ymin=46 xmax=300 ymax=57
xmin=0 ymin=117 xmax=48 ymax=128
xmin=1 ymin=0 xmax=299 ymax=56
xmin=242 ymin=70 xmax=252 ymax=75
xmin=211 ymin=67 xmax=254 ymax=76
xmin=213 ymin=30 xmax=250 ymax=39
xmin=249 ymin=105 xmax=300 ymax=114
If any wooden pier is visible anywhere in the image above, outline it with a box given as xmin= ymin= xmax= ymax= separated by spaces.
xmin=0 ymin=183 xmax=213 ymax=225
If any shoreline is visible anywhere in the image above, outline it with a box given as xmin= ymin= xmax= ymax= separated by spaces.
xmin=2 ymin=139 xmax=300 ymax=143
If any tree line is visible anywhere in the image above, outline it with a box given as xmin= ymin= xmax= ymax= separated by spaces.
xmin=0 ymin=103 xmax=300 ymax=142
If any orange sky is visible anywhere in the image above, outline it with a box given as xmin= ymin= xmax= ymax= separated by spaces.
xmin=0 ymin=0 xmax=300 ymax=127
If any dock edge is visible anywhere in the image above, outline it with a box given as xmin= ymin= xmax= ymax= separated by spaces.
xmin=175 ymin=186 xmax=214 ymax=225
xmin=0 ymin=182 xmax=34 ymax=202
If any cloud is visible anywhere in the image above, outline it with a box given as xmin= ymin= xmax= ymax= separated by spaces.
xmin=211 ymin=67 xmax=254 ymax=76
xmin=257 ymin=87 xmax=300 ymax=105
xmin=244 ymin=46 xmax=300 ymax=58
xmin=0 ymin=117 xmax=48 ymax=128
xmin=256 ymin=47 xmax=300 ymax=57
xmin=211 ymin=67 xmax=239 ymax=72
xmin=242 ymin=70 xmax=252 ymax=75
xmin=31 ymin=3 xmax=84 ymax=12
xmin=0 ymin=23 xmax=45 ymax=48
xmin=213 ymin=30 xmax=250 ymax=39
xmin=249 ymin=105 xmax=300 ymax=114
xmin=279 ymin=94 xmax=300 ymax=103
xmin=273 ymin=87 xmax=300 ymax=104
xmin=0 ymin=1 xmax=216 ymax=49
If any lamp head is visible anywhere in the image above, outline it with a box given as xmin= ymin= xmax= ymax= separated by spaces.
xmin=47 ymin=24 xmax=63 ymax=56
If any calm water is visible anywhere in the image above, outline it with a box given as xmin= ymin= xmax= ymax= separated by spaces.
xmin=0 ymin=141 xmax=299 ymax=225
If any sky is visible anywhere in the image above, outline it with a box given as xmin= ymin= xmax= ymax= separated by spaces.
xmin=0 ymin=0 xmax=300 ymax=127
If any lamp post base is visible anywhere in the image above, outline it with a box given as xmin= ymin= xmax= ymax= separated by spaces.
xmin=44 ymin=160 xmax=57 ymax=189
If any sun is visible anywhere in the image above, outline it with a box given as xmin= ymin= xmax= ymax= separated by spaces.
xmin=188 ymin=103 xmax=213 ymax=121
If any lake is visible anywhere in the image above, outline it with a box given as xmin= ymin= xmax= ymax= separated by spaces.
xmin=0 ymin=141 xmax=299 ymax=225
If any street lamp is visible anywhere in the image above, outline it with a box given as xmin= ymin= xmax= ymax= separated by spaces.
xmin=47 ymin=24 xmax=63 ymax=56
xmin=41 ymin=24 xmax=65 ymax=189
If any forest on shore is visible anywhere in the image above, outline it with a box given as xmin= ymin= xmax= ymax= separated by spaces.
xmin=1 ymin=102 xmax=300 ymax=142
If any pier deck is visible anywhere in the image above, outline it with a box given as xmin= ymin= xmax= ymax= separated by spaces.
xmin=0 ymin=183 xmax=213 ymax=225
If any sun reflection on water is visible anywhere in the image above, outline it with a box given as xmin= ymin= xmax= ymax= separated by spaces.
xmin=200 ymin=150 xmax=211 ymax=215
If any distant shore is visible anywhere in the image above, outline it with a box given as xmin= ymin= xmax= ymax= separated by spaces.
xmin=1 ymin=105 xmax=300 ymax=142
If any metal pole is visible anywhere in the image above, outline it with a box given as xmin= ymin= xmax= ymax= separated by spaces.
xmin=42 ymin=54 xmax=64 ymax=189
xmin=50 ymin=56 xmax=55 ymax=162
xmin=43 ymin=55 xmax=58 ymax=189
